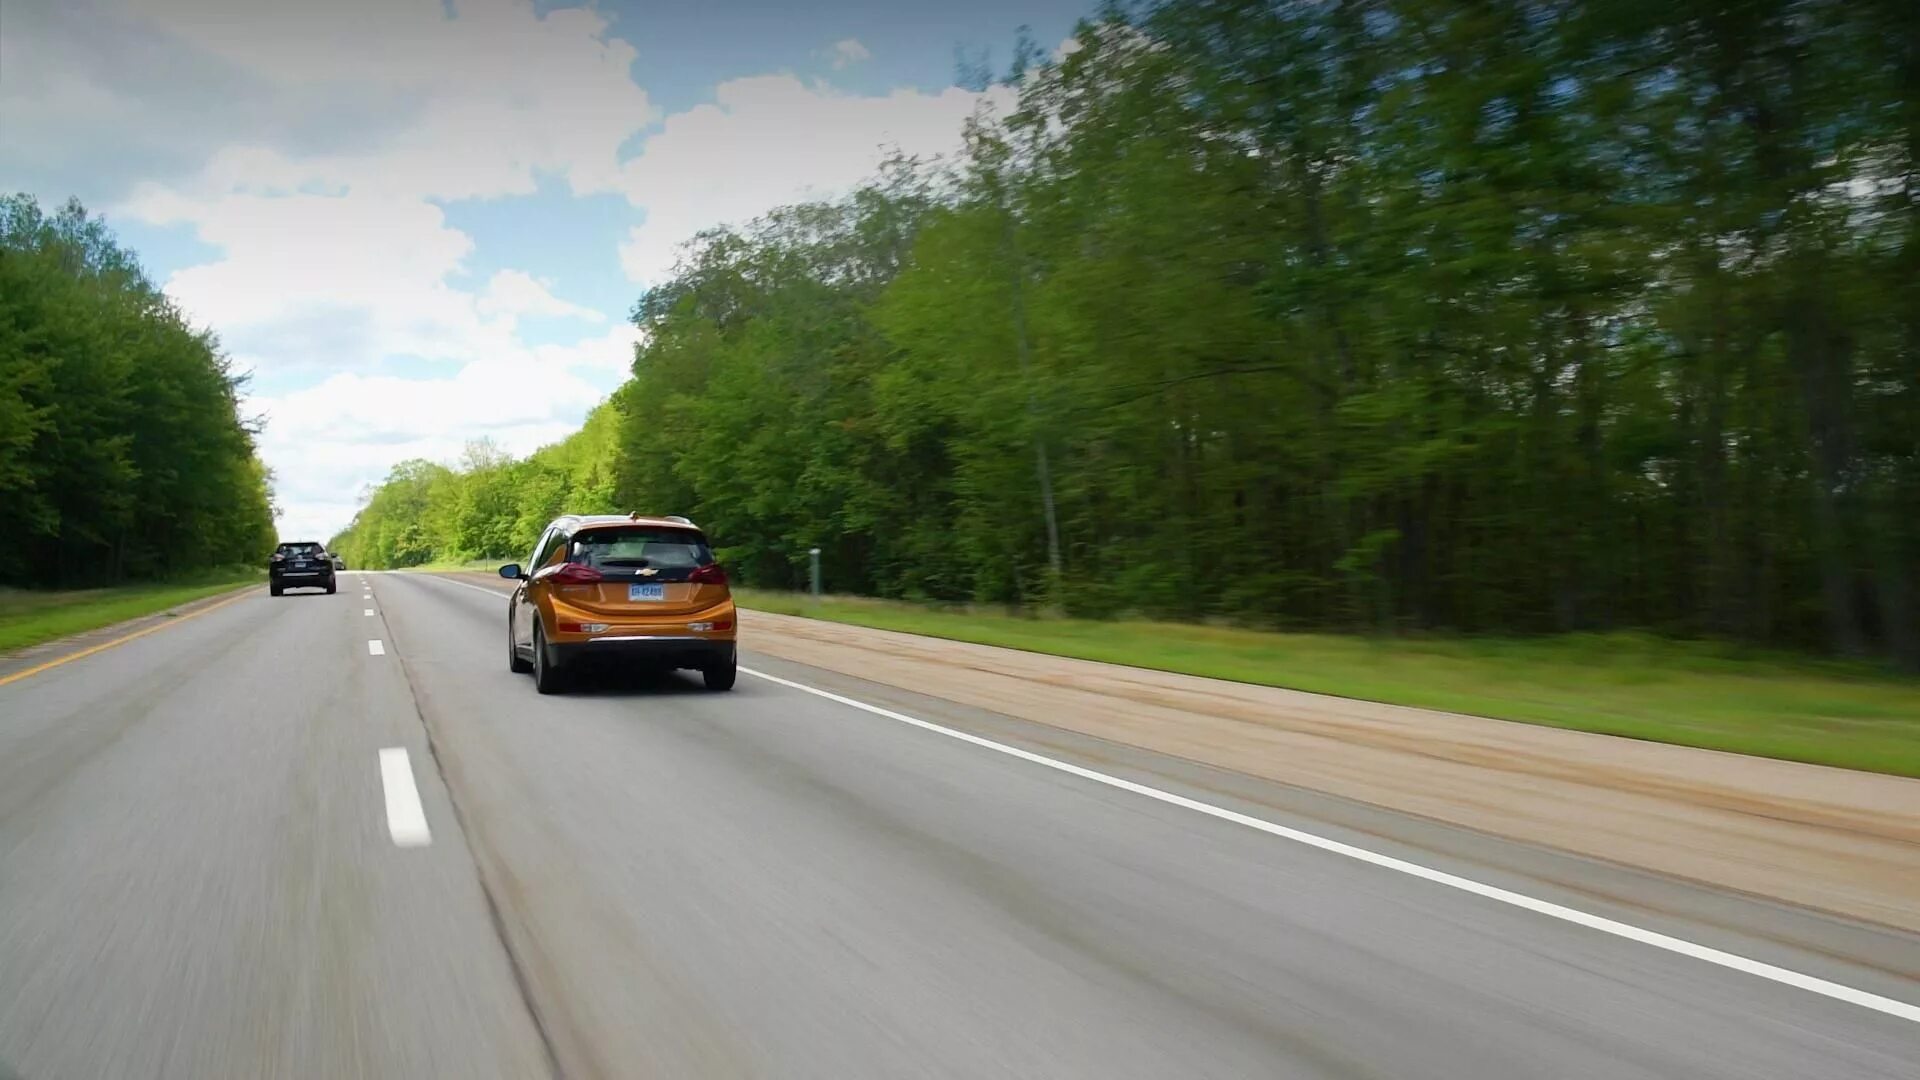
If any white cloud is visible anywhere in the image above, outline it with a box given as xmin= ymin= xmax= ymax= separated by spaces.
xmin=116 ymin=0 xmax=657 ymax=200
xmin=826 ymin=38 xmax=872 ymax=70
xmin=613 ymin=75 xmax=1004 ymax=286
xmin=7 ymin=0 xmax=1005 ymax=540
xmin=531 ymin=323 xmax=642 ymax=374
xmin=93 ymin=0 xmax=653 ymax=383
xmin=124 ymin=186 xmax=486 ymax=367
xmin=254 ymin=360 xmax=604 ymax=449
xmin=479 ymin=270 xmax=606 ymax=326
xmin=4 ymin=0 xmax=656 ymax=204
xmin=247 ymin=357 xmax=608 ymax=540
xmin=64 ymin=1 xmax=659 ymax=539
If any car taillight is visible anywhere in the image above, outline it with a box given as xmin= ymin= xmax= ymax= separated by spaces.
xmin=550 ymin=562 xmax=604 ymax=584
xmin=690 ymin=564 xmax=728 ymax=586
xmin=271 ymin=553 xmax=285 ymax=562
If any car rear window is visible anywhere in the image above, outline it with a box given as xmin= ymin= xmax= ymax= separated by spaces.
xmin=568 ymin=527 xmax=712 ymax=570
xmin=278 ymin=543 xmax=324 ymax=556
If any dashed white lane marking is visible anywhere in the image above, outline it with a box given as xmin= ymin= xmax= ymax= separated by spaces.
xmin=377 ymin=748 xmax=432 ymax=847
xmin=364 ymin=609 xmax=375 ymax=616
xmin=740 ymin=666 xmax=1920 ymax=1026
xmin=367 ymin=639 xmax=385 ymax=656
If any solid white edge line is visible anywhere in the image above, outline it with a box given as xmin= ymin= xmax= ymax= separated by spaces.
xmin=738 ymin=665 xmax=1920 ymax=1025
xmin=377 ymin=747 xmax=432 ymax=847
xmin=367 ymin=639 xmax=385 ymax=656
xmin=429 ymin=575 xmax=514 ymax=599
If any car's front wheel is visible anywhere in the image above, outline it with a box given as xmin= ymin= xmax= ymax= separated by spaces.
xmin=531 ymin=621 xmax=566 ymax=694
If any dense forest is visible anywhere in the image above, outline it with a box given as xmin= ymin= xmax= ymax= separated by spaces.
xmin=332 ymin=0 xmax=1920 ymax=664
xmin=0 ymin=195 xmax=277 ymax=586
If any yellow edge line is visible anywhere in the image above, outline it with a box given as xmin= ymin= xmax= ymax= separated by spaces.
xmin=0 ymin=587 xmax=256 ymax=688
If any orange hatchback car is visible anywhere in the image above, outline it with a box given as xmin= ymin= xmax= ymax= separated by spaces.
xmin=501 ymin=513 xmax=737 ymax=694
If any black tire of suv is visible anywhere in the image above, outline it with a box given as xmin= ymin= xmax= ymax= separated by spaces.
xmin=508 ymin=617 xmax=532 ymax=673
xmin=532 ymin=622 xmax=566 ymax=695
xmin=703 ymin=648 xmax=737 ymax=691
xmin=325 ymin=579 xmax=336 ymax=595
xmin=270 ymin=583 xmax=282 ymax=597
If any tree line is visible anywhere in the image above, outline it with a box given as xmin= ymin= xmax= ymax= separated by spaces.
xmin=1 ymin=195 xmax=276 ymax=587
xmin=332 ymin=0 xmax=1920 ymax=664
xmin=329 ymin=405 xmax=623 ymax=571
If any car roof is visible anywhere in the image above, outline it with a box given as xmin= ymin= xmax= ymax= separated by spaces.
xmin=554 ymin=514 xmax=702 ymax=532
xmin=277 ymin=540 xmax=323 ymax=546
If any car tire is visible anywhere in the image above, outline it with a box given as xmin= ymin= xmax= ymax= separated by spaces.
xmin=325 ymin=579 xmax=336 ymax=595
xmin=703 ymin=648 xmax=737 ymax=692
xmin=508 ymin=616 xmax=533 ymax=673
xmin=531 ymin=621 xmax=566 ymax=694
xmin=270 ymin=583 xmax=282 ymax=597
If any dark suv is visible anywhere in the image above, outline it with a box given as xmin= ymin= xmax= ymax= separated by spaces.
xmin=270 ymin=541 xmax=337 ymax=596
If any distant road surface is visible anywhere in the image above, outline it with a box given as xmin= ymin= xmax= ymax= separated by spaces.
xmin=2 ymin=570 xmax=1915 ymax=1078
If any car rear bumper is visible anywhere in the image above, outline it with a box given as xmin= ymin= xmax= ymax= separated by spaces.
xmin=271 ymin=570 xmax=333 ymax=585
xmin=550 ymin=636 xmax=734 ymax=670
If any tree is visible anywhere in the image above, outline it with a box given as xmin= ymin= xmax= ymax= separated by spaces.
xmin=0 ymin=194 xmax=274 ymax=585
xmin=329 ymin=0 xmax=1918 ymax=663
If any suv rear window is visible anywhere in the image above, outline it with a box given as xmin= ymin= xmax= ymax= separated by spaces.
xmin=568 ymin=527 xmax=712 ymax=570
xmin=277 ymin=542 xmax=324 ymax=556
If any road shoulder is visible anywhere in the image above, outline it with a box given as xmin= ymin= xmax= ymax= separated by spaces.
xmin=434 ymin=569 xmax=1920 ymax=951
xmin=727 ymin=603 xmax=1920 ymax=935
xmin=0 ymin=583 xmax=259 ymax=685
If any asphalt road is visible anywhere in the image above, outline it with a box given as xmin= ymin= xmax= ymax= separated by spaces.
xmin=2 ymin=571 xmax=1916 ymax=1079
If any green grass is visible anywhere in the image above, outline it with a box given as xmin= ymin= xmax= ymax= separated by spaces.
xmin=735 ymin=590 xmax=1920 ymax=777
xmin=0 ymin=568 xmax=265 ymax=654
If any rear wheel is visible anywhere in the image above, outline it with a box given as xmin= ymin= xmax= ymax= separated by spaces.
xmin=507 ymin=616 xmax=532 ymax=673
xmin=325 ymin=579 xmax=336 ymax=595
xmin=703 ymin=647 xmax=737 ymax=691
xmin=531 ymin=621 xmax=566 ymax=694
xmin=270 ymin=583 xmax=283 ymax=597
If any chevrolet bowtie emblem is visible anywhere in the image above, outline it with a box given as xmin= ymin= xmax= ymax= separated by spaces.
xmin=637 ymin=567 xmax=659 ymax=576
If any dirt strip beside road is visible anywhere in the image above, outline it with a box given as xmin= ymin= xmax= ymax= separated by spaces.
xmin=737 ymin=609 xmax=1920 ymax=935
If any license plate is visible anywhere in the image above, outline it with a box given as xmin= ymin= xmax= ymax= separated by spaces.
xmin=629 ymin=583 xmax=666 ymax=601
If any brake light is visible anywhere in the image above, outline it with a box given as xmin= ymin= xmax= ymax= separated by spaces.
xmin=271 ymin=553 xmax=285 ymax=562
xmin=690 ymin=564 xmax=728 ymax=586
xmin=550 ymin=563 xmax=603 ymax=584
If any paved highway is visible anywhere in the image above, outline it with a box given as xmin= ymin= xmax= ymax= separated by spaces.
xmin=2 ymin=571 xmax=1916 ymax=1078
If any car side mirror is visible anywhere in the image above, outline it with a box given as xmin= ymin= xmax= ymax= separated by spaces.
xmin=499 ymin=564 xmax=523 ymax=580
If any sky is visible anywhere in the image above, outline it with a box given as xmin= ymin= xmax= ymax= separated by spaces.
xmin=0 ymin=0 xmax=1088 ymax=541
